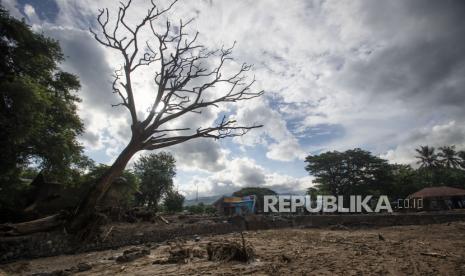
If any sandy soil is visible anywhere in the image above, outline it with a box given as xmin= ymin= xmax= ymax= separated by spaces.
xmin=2 ymin=221 xmax=465 ymax=275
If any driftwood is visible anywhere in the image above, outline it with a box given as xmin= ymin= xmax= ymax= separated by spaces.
xmin=420 ymin=252 xmax=448 ymax=258
xmin=157 ymin=215 xmax=169 ymax=224
xmin=102 ymin=226 xmax=114 ymax=242
xmin=0 ymin=212 xmax=66 ymax=236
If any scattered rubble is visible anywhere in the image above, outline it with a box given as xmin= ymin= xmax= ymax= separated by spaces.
xmin=329 ymin=224 xmax=349 ymax=230
xmin=2 ymin=221 xmax=465 ymax=275
xmin=29 ymin=262 xmax=92 ymax=276
xmin=115 ymin=247 xmax=150 ymax=263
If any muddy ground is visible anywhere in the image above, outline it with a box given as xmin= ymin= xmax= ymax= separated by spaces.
xmin=1 ymin=221 xmax=465 ymax=275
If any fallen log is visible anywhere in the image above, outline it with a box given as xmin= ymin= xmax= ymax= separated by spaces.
xmin=157 ymin=215 xmax=169 ymax=224
xmin=0 ymin=212 xmax=66 ymax=236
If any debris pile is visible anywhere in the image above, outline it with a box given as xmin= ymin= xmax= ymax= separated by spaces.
xmin=206 ymin=234 xmax=255 ymax=263
xmin=115 ymin=247 xmax=150 ymax=263
xmin=30 ymin=262 xmax=92 ymax=276
xmin=152 ymin=243 xmax=204 ymax=264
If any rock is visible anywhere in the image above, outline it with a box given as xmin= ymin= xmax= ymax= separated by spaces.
xmin=31 ymin=270 xmax=70 ymax=276
xmin=330 ymin=224 xmax=349 ymax=230
xmin=77 ymin=262 xmax=92 ymax=272
xmin=152 ymin=259 xmax=168 ymax=265
xmin=116 ymin=247 xmax=150 ymax=263
xmin=281 ymin=254 xmax=292 ymax=263
xmin=194 ymin=235 xmax=201 ymax=242
xmin=378 ymin=234 xmax=385 ymax=241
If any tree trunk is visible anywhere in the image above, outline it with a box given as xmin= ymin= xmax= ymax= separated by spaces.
xmin=0 ymin=212 xmax=66 ymax=236
xmin=68 ymin=139 xmax=140 ymax=232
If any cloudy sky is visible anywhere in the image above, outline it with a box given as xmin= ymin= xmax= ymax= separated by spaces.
xmin=3 ymin=0 xmax=465 ymax=198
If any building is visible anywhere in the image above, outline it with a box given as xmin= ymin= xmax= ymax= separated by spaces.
xmin=408 ymin=186 xmax=465 ymax=210
xmin=213 ymin=195 xmax=256 ymax=216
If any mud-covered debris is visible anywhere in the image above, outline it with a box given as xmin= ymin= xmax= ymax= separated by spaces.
xmin=76 ymin=262 xmax=92 ymax=272
xmin=420 ymin=252 xmax=448 ymax=258
xmin=207 ymin=241 xmax=255 ymax=262
xmin=116 ymin=247 xmax=150 ymax=263
xmin=31 ymin=270 xmax=70 ymax=276
xmin=281 ymin=254 xmax=292 ymax=263
xmin=330 ymin=224 xmax=349 ymax=230
xmin=30 ymin=262 xmax=92 ymax=275
xmin=170 ymin=244 xmax=204 ymax=263
xmin=153 ymin=244 xmax=204 ymax=264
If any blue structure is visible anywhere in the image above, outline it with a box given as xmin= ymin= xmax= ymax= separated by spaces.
xmin=213 ymin=195 xmax=256 ymax=216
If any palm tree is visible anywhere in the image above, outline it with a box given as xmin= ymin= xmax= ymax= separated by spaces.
xmin=415 ymin=146 xmax=438 ymax=169
xmin=438 ymin=145 xmax=461 ymax=169
xmin=415 ymin=145 xmax=438 ymax=186
xmin=458 ymin=150 xmax=465 ymax=169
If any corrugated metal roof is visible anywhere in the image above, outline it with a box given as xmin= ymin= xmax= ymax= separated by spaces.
xmin=409 ymin=186 xmax=465 ymax=198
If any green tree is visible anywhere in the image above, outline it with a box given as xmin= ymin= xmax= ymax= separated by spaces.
xmin=0 ymin=7 xmax=89 ymax=213
xmin=387 ymin=164 xmax=421 ymax=198
xmin=459 ymin=151 xmax=465 ymax=169
xmin=185 ymin=202 xmax=205 ymax=214
xmin=232 ymin=187 xmax=277 ymax=212
xmin=438 ymin=145 xmax=461 ymax=169
xmin=306 ymin=187 xmax=322 ymax=199
xmin=133 ymin=152 xmax=176 ymax=210
xmin=433 ymin=167 xmax=465 ymax=189
xmin=305 ymin=148 xmax=392 ymax=198
xmin=415 ymin=145 xmax=439 ymax=186
xmin=163 ymin=190 xmax=185 ymax=213
xmin=80 ymin=165 xmax=138 ymax=209
xmin=415 ymin=146 xmax=438 ymax=169
xmin=204 ymin=204 xmax=217 ymax=214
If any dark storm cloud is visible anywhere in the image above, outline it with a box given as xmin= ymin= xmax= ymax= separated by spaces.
xmin=237 ymin=165 xmax=266 ymax=186
xmin=340 ymin=0 xmax=465 ymax=111
xmin=45 ymin=28 xmax=119 ymax=113
xmin=80 ymin=130 xmax=100 ymax=147
xmin=169 ymin=139 xmax=227 ymax=172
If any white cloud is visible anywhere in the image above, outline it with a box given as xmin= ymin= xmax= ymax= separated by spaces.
xmin=381 ymin=121 xmax=465 ymax=166
xmin=179 ymin=156 xmax=313 ymax=198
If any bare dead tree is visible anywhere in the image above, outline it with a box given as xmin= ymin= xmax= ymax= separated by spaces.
xmin=66 ymin=0 xmax=263 ymax=231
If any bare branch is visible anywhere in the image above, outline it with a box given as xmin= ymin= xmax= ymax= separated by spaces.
xmin=91 ymin=0 xmax=263 ymax=147
xmin=143 ymin=116 xmax=263 ymax=150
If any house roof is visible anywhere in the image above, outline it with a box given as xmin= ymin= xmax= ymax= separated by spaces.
xmin=213 ymin=195 xmax=256 ymax=206
xmin=408 ymin=186 xmax=465 ymax=199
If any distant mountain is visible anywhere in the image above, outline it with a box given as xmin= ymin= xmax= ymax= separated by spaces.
xmin=183 ymin=195 xmax=222 ymax=206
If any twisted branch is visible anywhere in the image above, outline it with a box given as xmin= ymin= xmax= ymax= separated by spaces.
xmin=90 ymin=0 xmax=263 ymax=149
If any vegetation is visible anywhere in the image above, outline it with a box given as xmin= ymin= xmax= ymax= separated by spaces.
xmin=305 ymin=148 xmax=392 ymax=197
xmin=306 ymin=146 xmax=465 ymax=199
xmin=163 ymin=190 xmax=185 ymax=213
xmin=185 ymin=203 xmax=217 ymax=215
xmin=81 ymin=165 xmax=139 ymax=209
xmin=134 ymin=152 xmax=176 ymax=211
xmin=0 ymin=6 xmax=92 ymax=218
